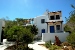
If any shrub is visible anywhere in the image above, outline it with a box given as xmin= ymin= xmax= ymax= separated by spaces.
xmin=7 ymin=25 xmax=34 ymax=43
xmin=67 ymin=32 xmax=75 ymax=47
xmin=64 ymin=25 xmax=71 ymax=32
xmin=45 ymin=40 xmax=51 ymax=48
xmin=26 ymin=25 xmax=38 ymax=35
xmin=6 ymin=25 xmax=34 ymax=50
xmin=49 ymin=45 xmax=61 ymax=50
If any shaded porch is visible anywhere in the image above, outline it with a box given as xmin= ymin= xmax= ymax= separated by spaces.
xmin=46 ymin=21 xmax=63 ymax=33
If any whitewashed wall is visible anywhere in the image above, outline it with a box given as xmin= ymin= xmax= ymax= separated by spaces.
xmin=34 ymin=15 xmax=48 ymax=36
xmin=34 ymin=11 xmax=63 ymax=37
xmin=0 ymin=19 xmax=2 ymax=42
xmin=42 ymin=33 xmax=69 ymax=42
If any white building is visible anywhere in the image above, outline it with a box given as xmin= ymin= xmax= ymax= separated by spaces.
xmin=34 ymin=15 xmax=47 ymax=36
xmin=34 ymin=11 xmax=63 ymax=36
xmin=34 ymin=11 xmax=69 ymax=42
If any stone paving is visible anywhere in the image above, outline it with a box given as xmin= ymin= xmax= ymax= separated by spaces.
xmin=0 ymin=39 xmax=14 ymax=50
xmin=0 ymin=39 xmax=48 ymax=50
xmin=28 ymin=41 xmax=48 ymax=50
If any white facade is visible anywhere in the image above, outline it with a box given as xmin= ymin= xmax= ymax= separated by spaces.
xmin=34 ymin=11 xmax=64 ymax=36
xmin=34 ymin=15 xmax=47 ymax=36
xmin=34 ymin=11 xmax=69 ymax=42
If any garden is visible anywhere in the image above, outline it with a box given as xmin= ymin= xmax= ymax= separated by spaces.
xmin=3 ymin=18 xmax=38 ymax=50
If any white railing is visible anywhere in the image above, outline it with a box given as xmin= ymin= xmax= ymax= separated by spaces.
xmin=46 ymin=20 xmax=63 ymax=22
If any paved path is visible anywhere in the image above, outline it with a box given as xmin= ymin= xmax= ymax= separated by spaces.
xmin=28 ymin=42 xmax=48 ymax=50
xmin=0 ymin=39 xmax=48 ymax=50
xmin=0 ymin=39 xmax=14 ymax=50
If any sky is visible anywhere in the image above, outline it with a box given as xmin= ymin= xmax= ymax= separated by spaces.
xmin=0 ymin=0 xmax=75 ymax=23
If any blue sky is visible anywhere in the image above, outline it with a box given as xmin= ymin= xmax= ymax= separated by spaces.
xmin=0 ymin=0 xmax=75 ymax=23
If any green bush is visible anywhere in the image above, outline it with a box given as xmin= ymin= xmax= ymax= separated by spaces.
xmin=44 ymin=40 xmax=51 ymax=48
xmin=64 ymin=25 xmax=71 ymax=32
xmin=67 ymin=32 xmax=75 ymax=47
xmin=6 ymin=25 xmax=34 ymax=50
xmin=49 ymin=45 xmax=61 ymax=50
xmin=26 ymin=25 xmax=38 ymax=35
xmin=6 ymin=25 xmax=34 ymax=43
xmin=45 ymin=40 xmax=62 ymax=50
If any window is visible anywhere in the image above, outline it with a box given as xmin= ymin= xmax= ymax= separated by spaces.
xmin=50 ymin=16 xmax=55 ymax=20
xmin=56 ymin=15 xmax=60 ymax=19
xmin=41 ymin=19 xmax=45 ymax=23
xmin=56 ymin=25 xmax=60 ymax=30
xmin=42 ymin=29 xmax=45 ymax=33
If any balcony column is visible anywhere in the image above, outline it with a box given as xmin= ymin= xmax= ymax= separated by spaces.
xmin=61 ymin=21 xmax=63 ymax=32
xmin=53 ymin=22 xmax=56 ymax=33
xmin=46 ymin=22 xmax=48 ymax=33
xmin=54 ymin=25 xmax=56 ymax=33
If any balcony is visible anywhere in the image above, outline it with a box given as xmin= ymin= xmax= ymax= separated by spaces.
xmin=47 ymin=14 xmax=62 ymax=22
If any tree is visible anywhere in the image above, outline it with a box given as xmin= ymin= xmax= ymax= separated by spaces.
xmin=67 ymin=32 xmax=75 ymax=47
xmin=4 ymin=20 xmax=18 ymax=38
xmin=4 ymin=18 xmax=35 ymax=49
xmin=7 ymin=25 xmax=33 ymax=42
xmin=64 ymin=25 xmax=71 ymax=33
xmin=65 ymin=5 xmax=75 ymax=47
xmin=6 ymin=25 xmax=34 ymax=49
xmin=64 ymin=5 xmax=75 ymax=32
xmin=26 ymin=25 xmax=38 ymax=35
xmin=4 ymin=20 xmax=13 ymax=38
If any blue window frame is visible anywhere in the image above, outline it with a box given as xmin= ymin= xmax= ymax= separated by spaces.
xmin=42 ymin=29 xmax=45 ymax=33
